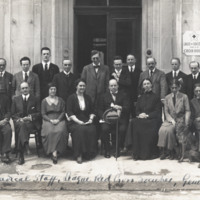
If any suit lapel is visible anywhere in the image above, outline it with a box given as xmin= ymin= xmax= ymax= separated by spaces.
xmin=152 ymin=68 xmax=158 ymax=85
xmin=89 ymin=64 xmax=96 ymax=79
xmin=27 ymin=71 xmax=33 ymax=84
xmin=61 ymin=72 xmax=69 ymax=86
xmin=97 ymin=64 xmax=103 ymax=79
xmin=4 ymin=72 xmax=9 ymax=92
xmin=108 ymin=92 xmax=115 ymax=103
xmin=169 ymin=93 xmax=175 ymax=109
xmin=175 ymin=92 xmax=182 ymax=109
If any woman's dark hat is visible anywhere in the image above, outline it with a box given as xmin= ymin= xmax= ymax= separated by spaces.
xmin=103 ymin=108 xmax=120 ymax=124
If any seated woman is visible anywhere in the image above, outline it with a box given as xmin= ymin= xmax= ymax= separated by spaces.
xmin=158 ymin=78 xmax=190 ymax=161
xmin=66 ymin=78 xmax=97 ymax=164
xmin=125 ymin=78 xmax=161 ymax=160
xmin=190 ymin=83 xmax=200 ymax=153
xmin=41 ymin=83 xmax=68 ymax=164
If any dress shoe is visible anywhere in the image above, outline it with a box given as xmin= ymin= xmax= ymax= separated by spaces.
xmin=120 ymin=147 xmax=128 ymax=154
xmin=51 ymin=155 xmax=57 ymax=164
xmin=1 ymin=154 xmax=10 ymax=164
xmin=18 ymin=154 xmax=25 ymax=165
xmin=104 ymin=151 xmax=110 ymax=158
xmin=11 ymin=148 xmax=17 ymax=154
xmin=77 ymin=155 xmax=82 ymax=164
xmin=160 ymin=153 xmax=167 ymax=160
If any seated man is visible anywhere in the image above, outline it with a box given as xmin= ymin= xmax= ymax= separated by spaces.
xmin=11 ymin=82 xmax=41 ymax=165
xmin=98 ymin=79 xmax=129 ymax=158
xmin=0 ymin=94 xmax=12 ymax=163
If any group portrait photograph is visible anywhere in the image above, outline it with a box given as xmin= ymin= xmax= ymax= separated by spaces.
xmin=0 ymin=0 xmax=200 ymax=199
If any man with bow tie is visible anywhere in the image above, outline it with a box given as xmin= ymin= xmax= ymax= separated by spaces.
xmin=183 ymin=61 xmax=200 ymax=100
xmin=98 ymin=79 xmax=129 ymax=158
xmin=11 ymin=82 xmax=41 ymax=165
xmin=166 ymin=58 xmax=186 ymax=94
xmin=52 ymin=59 xmax=78 ymax=103
xmin=12 ymin=57 xmax=40 ymax=99
xmin=110 ymin=56 xmax=131 ymax=96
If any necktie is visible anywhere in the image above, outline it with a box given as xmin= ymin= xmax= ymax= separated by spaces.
xmin=25 ymin=72 xmax=28 ymax=82
xmin=23 ymin=97 xmax=27 ymax=117
xmin=174 ymin=72 xmax=176 ymax=78
xmin=0 ymin=72 xmax=2 ymax=77
xmin=45 ymin=64 xmax=48 ymax=71
xmin=94 ymin=65 xmax=100 ymax=72
xmin=173 ymin=95 xmax=176 ymax=106
xmin=194 ymin=75 xmax=196 ymax=80
xmin=112 ymin=92 xmax=116 ymax=101
xmin=150 ymin=70 xmax=153 ymax=77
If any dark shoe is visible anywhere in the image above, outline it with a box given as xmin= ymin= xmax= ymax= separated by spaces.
xmin=104 ymin=151 xmax=110 ymax=158
xmin=18 ymin=154 xmax=25 ymax=165
xmin=11 ymin=148 xmax=17 ymax=154
xmin=160 ymin=153 xmax=167 ymax=160
xmin=1 ymin=154 xmax=10 ymax=164
xmin=77 ymin=155 xmax=82 ymax=164
xmin=120 ymin=147 xmax=128 ymax=154
xmin=51 ymin=155 xmax=57 ymax=164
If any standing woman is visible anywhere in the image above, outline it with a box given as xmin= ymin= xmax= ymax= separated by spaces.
xmin=125 ymin=78 xmax=161 ymax=160
xmin=158 ymin=78 xmax=190 ymax=161
xmin=41 ymin=83 xmax=68 ymax=164
xmin=66 ymin=78 xmax=97 ymax=164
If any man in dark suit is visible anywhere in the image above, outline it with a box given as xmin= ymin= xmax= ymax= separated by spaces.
xmin=166 ymin=58 xmax=187 ymax=94
xmin=11 ymin=82 xmax=41 ymax=165
xmin=183 ymin=61 xmax=200 ymax=100
xmin=52 ymin=59 xmax=78 ymax=103
xmin=0 ymin=58 xmax=13 ymax=102
xmin=98 ymin=79 xmax=129 ymax=158
xmin=138 ymin=57 xmax=168 ymax=103
xmin=32 ymin=47 xmax=59 ymax=101
xmin=125 ymin=54 xmax=142 ymax=118
xmin=0 ymin=94 xmax=12 ymax=163
xmin=110 ymin=55 xmax=131 ymax=96
xmin=12 ymin=57 xmax=40 ymax=99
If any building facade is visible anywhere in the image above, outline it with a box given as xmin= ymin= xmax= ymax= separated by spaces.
xmin=0 ymin=0 xmax=199 ymax=75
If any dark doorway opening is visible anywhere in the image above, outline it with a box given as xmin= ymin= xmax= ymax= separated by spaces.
xmin=77 ymin=15 xmax=107 ymax=74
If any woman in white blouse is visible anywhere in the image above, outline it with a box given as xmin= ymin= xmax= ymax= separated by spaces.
xmin=66 ymin=78 xmax=97 ymax=164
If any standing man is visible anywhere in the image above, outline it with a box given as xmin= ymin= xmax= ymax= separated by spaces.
xmin=125 ymin=54 xmax=142 ymax=118
xmin=0 ymin=58 xmax=13 ymax=102
xmin=11 ymin=82 xmax=41 ymax=165
xmin=12 ymin=57 xmax=40 ymax=99
xmin=52 ymin=59 xmax=78 ymax=103
xmin=166 ymin=58 xmax=186 ymax=94
xmin=110 ymin=56 xmax=131 ymax=96
xmin=183 ymin=61 xmax=200 ymax=100
xmin=32 ymin=47 xmax=59 ymax=101
xmin=138 ymin=58 xmax=168 ymax=103
xmin=81 ymin=50 xmax=109 ymax=108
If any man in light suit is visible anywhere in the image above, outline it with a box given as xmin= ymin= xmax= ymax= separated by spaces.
xmin=138 ymin=57 xmax=168 ymax=103
xmin=0 ymin=58 xmax=13 ymax=102
xmin=12 ymin=57 xmax=40 ymax=99
xmin=32 ymin=47 xmax=59 ymax=101
xmin=183 ymin=61 xmax=200 ymax=100
xmin=81 ymin=50 xmax=110 ymax=108
xmin=11 ymin=82 xmax=41 ymax=165
xmin=52 ymin=59 xmax=78 ymax=103
xmin=166 ymin=58 xmax=187 ymax=94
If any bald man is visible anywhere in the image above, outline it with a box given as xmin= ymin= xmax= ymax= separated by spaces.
xmin=98 ymin=79 xmax=129 ymax=158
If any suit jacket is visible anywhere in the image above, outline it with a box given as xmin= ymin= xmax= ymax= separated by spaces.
xmin=2 ymin=71 xmax=13 ymax=102
xmin=138 ymin=68 xmax=168 ymax=99
xmin=12 ymin=71 xmax=40 ymax=98
xmin=11 ymin=94 xmax=41 ymax=130
xmin=0 ymin=94 xmax=11 ymax=121
xmin=81 ymin=63 xmax=109 ymax=104
xmin=190 ymin=97 xmax=200 ymax=121
xmin=164 ymin=92 xmax=190 ymax=122
xmin=52 ymin=71 xmax=78 ymax=102
xmin=32 ymin=63 xmax=59 ymax=86
xmin=124 ymin=65 xmax=142 ymax=102
xmin=166 ymin=71 xmax=187 ymax=94
xmin=110 ymin=68 xmax=131 ymax=95
xmin=183 ymin=74 xmax=200 ymax=100
xmin=98 ymin=91 xmax=129 ymax=123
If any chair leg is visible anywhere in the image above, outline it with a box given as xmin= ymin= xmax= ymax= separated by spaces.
xmin=35 ymin=133 xmax=40 ymax=157
xmin=100 ymin=135 xmax=104 ymax=155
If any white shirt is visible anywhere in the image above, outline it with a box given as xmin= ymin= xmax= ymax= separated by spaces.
xmin=193 ymin=73 xmax=199 ymax=80
xmin=93 ymin=63 xmax=100 ymax=73
xmin=173 ymin=70 xmax=179 ymax=77
xmin=110 ymin=91 xmax=118 ymax=101
xmin=22 ymin=94 xmax=30 ymax=101
xmin=149 ymin=68 xmax=155 ymax=77
xmin=63 ymin=71 xmax=71 ymax=76
xmin=0 ymin=70 xmax=5 ymax=77
xmin=128 ymin=65 xmax=135 ymax=72
xmin=115 ymin=69 xmax=122 ymax=77
xmin=42 ymin=61 xmax=50 ymax=70
xmin=22 ymin=71 xmax=30 ymax=80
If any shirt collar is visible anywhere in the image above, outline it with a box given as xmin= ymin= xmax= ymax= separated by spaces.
xmin=42 ymin=61 xmax=50 ymax=69
xmin=149 ymin=68 xmax=155 ymax=73
xmin=193 ymin=73 xmax=199 ymax=78
xmin=63 ymin=70 xmax=71 ymax=75
xmin=92 ymin=63 xmax=100 ymax=66
xmin=173 ymin=70 xmax=179 ymax=75
xmin=22 ymin=94 xmax=30 ymax=100
xmin=172 ymin=91 xmax=179 ymax=97
xmin=128 ymin=65 xmax=135 ymax=71
xmin=115 ymin=69 xmax=122 ymax=74
xmin=0 ymin=71 xmax=5 ymax=77
xmin=22 ymin=70 xmax=30 ymax=75
xmin=110 ymin=90 xmax=118 ymax=95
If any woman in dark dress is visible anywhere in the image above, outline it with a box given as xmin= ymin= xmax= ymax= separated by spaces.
xmin=125 ymin=78 xmax=161 ymax=160
xmin=41 ymin=83 xmax=68 ymax=164
xmin=66 ymin=78 xmax=97 ymax=164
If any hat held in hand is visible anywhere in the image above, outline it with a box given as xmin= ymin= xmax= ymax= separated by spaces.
xmin=103 ymin=108 xmax=120 ymax=124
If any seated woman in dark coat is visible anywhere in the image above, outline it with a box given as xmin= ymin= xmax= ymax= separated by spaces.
xmin=66 ymin=78 xmax=97 ymax=164
xmin=125 ymin=78 xmax=161 ymax=160
xmin=41 ymin=83 xmax=68 ymax=164
xmin=158 ymin=78 xmax=190 ymax=162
